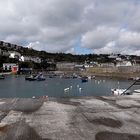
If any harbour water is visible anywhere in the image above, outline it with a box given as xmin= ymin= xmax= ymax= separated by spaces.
xmin=0 ymin=75 xmax=135 ymax=98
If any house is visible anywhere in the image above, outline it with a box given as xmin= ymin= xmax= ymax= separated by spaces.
xmin=20 ymin=56 xmax=41 ymax=63
xmin=20 ymin=56 xmax=31 ymax=62
xmin=116 ymin=61 xmax=132 ymax=67
xmin=84 ymin=62 xmax=98 ymax=68
xmin=0 ymin=41 xmax=23 ymax=50
xmin=108 ymin=54 xmax=118 ymax=59
xmin=3 ymin=42 xmax=10 ymax=47
xmin=116 ymin=57 xmax=122 ymax=61
xmin=57 ymin=62 xmax=76 ymax=70
xmin=31 ymin=57 xmax=41 ymax=63
xmin=11 ymin=44 xmax=16 ymax=48
xmin=15 ymin=45 xmax=22 ymax=50
xmin=3 ymin=63 xmax=19 ymax=73
xmin=89 ymin=61 xmax=98 ymax=66
xmin=74 ymin=64 xmax=85 ymax=71
xmin=2 ymin=50 xmax=9 ymax=57
xmin=100 ymin=63 xmax=115 ymax=67
xmin=9 ymin=51 xmax=21 ymax=59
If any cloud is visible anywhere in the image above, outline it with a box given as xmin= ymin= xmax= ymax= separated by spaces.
xmin=0 ymin=0 xmax=140 ymax=55
xmin=81 ymin=26 xmax=119 ymax=49
xmin=82 ymin=27 xmax=140 ymax=55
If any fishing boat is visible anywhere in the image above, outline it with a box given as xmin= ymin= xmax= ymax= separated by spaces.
xmin=81 ymin=76 xmax=88 ymax=83
xmin=0 ymin=74 xmax=5 ymax=80
xmin=25 ymin=75 xmax=37 ymax=81
xmin=36 ymin=74 xmax=46 ymax=81
xmin=132 ymin=89 xmax=140 ymax=96
xmin=25 ymin=73 xmax=46 ymax=81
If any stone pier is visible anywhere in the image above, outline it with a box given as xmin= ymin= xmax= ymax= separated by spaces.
xmin=0 ymin=95 xmax=140 ymax=140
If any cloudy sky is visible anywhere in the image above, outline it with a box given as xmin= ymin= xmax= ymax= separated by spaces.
xmin=0 ymin=0 xmax=140 ymax=55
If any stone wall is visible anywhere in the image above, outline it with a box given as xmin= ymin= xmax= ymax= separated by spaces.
xmin=88 ymin=66 xmax=140 ymax=74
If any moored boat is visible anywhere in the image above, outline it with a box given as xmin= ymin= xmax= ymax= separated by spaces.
xmin=25 ymin=75 xmax=37 ymax=81
xmin=81 ymin=76 xmax=88 ymax=83
xmin=25 ymin=73 xmax=46 ymax=81
xmin=36 ymin=74 xmax=46 ymax=81
xmin=0 ymin=74 xmax=5 ymax=80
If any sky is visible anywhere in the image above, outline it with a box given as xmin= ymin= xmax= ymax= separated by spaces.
xmin=0 ymin=0 xmax=140 ymax=55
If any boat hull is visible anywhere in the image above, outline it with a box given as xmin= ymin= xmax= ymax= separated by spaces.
xmin=81 ymin=77 xmax=88 ymax=83
xmin=25 ymin=77 xmax=36 ymax=81
xmin=0 ymin=75 xmax=5 ymax=80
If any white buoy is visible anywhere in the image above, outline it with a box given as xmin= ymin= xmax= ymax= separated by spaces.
xmin=79 ymin=88 xmax=82 ymax=92
xmin=64 ymin=88 xmax=70 ymax=92
xmin=32 ymin=96 xmax=35 ymax=99
xmin=77 ymin=85 xmax=79 ymax=88
xmin=88 ymin=76 xmax=91 ymax=80
xmin=70 ymin=86 xmax=72 ymax=89
xmin=98 ymin=81 xmax=100 ymax=84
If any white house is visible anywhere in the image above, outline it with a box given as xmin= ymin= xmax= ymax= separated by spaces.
xmin=108 ymin=54 xmax=118 ymax=59
xmin=31 ymin=57 xmax=41 ymax=63
xmin=100 ymin=63 xmax=115 ymax=67
xmin=20 ymin=56 xmax=31 ymax=62
xmin=9 ymin=51 xmax=21 ymax=59
xmin=3 ymin=42 xmax=9 ymax=47
xmin=116 ymin=61 xmax=132 ymax=67
xmin=20 ymin=56 xmax=41 ymax=63
xmin=57 ymin=62 xmax=76 ymax=70
xmin=116 ymin=57 xmax=122 ymax=61
xmin=3 ymin=63 xmax=18 ymax=71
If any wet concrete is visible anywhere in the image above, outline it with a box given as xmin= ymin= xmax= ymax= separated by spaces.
xmin=0 ymin=121 xmax=50 ymax=140
xmin=96 ymin=131 xmax=140 ymax=140
xmin=0 ymin=95 xmax=140 ymax=140
xmin=88 ymin=117 xmax=122 ymax=128
xmin=0 ymin=99 xmax=43 ymax=113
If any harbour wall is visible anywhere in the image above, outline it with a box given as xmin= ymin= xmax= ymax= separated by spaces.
xmin=86 ymin=66 xmax=140 ymax=79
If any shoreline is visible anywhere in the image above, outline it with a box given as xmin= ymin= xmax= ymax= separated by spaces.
xmin=0 ymin=70 xmax=140 ymax=80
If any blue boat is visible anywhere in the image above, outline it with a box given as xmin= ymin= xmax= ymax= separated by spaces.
xmin=81 ymin=77 xmax=88 ymax=83
xmin=25 ymin=73 xmax=46 ymax=81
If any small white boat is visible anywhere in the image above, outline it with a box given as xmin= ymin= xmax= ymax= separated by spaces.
xmin=134 ymin=89 xmax=140 ymax=93
xmin=111 ymin=89 xmax=131 ymax=96
xmin=132 ymin=89 xmax=140 ymax=95
xmin=64 ymin=88 xmax=70 ymax=92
